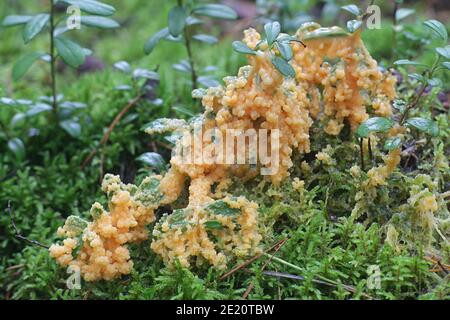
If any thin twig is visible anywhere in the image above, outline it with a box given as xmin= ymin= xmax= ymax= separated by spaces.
xmin=359 ymin=138 xmax=365 ymax=171
xmin=437 ymin=260 xmax=449 ymax=275
xmin=183 ymin=28 xmax=197 ymax=92
xmin=399 ymin=56 xmax=440 ymax=125
xmin=242 ymin=238 xmax=288 ymax=299
xmin=7 ymin=201 xmax=49 ymax=249
xmin=6 ymin=264 xmax=25 ymax=271
xmin=219 ymin=238 xmax=287 ymax=281
xmin=265 ymin=254 xmax=373 ymax=299
xmin=81 ymin=95 xmax=143 ymax=169
xmin=368 ymin=137 xmax=374 ymax=165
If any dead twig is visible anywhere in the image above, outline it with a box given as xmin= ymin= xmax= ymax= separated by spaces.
xmin=6 ymin=264 xmax=25 ymax=271
xmin=7 ymin=201 xmax=49 ymax=249
xmin=81 ymin=95 xmax=143 ymax=169
xmin=242 ymin=238 xmax=288 ymax=299
xmin=219 ymin=238 xmax=287 ymax=281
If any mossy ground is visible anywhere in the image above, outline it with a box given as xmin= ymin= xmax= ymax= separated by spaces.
xmin=0 ymin=0 xmax=449 ymax=299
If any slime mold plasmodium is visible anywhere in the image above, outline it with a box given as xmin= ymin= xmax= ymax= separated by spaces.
xmin=50 ymin=23 xmax=399 ymax=281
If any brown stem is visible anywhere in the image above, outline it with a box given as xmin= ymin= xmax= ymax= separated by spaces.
xmin=242 ymin=238 xmax=288 ymax=299
xmin=183 ymin=28 xmax=197 ymax=92
xmin=399 ymin=84 xmax=427 ymax=125
xmin=81 ymin=95 xmax=143 ymax=169
xmin=219 ymin=238 xmax=287 ymax=281
xmin=7 ymin=201 xmax=49 ymax=249
xmin=368 ymin=136 xmax=373 ymax=164
xmin=359 ymin=138 xmax=365 ymax=171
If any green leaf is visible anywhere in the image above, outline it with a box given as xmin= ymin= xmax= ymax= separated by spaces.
xmin=8 ymin=138 xmax=25 ymax=160
xmin=137 ymin=152 xmax=166 ymax=171
xmin=192 ymin=4 xmax=238 ymax=20
xmin=428 ymin=78 xmax=442 ymax=87
xmin=392 ymin=99 xmax=407 ymax=113
xmin=198 ymin=75 xmax=219 ymax=88
xmin=143 ymin=118 xmax=187 ymax=135
xmin=423 ymin=19 xmax=448 ymax=42
xmin=347 ymin=19 xmax=362 ymax=33
xmin=133 ymin=68 xmax=159 ymax=80
xmin=60 ymin=120 xmax=81 ymax=138
xmin=144 ymin=27 xmax=169 ymax=55
xmin=276 ymin=42 xmax=293 ymax=61
xmin=172 ymin=105 xmax=196 ymax=117
xmin=186 ymin=16 xmax=203 ymax=26
xmin=395 ymin=8 xmax=415 ymax=21
xmin=341 ymin=4 xmax=360 ymax=16
xmin=264 ymin=21 xmax=281 ymax=46
xmin=55 ymin=36 xmax=86 ymax=68
xmin=62 ymin=0 xmax=116 ymax=16
xmin=59 ymin=101 xmax=86 ymax=110
xmin=384 ymin=137 xmax=402 ymax=151
xmin=271 ymin=56 xmax=296 ymax=78
xmin=12 ymin=52 xmax=45 ymax=81
xmin=0 ymin=98 xmax=32 ymax=107
xmin=168 ymin=6 xmax=187 ymax=37
xmin=135 ymin=177 xmax=164 ymax=206
xmin=206 ymin=200 xmax=240 ymax=216
xmin=113 ymin=61 xmax=131 ymax=73
xmin=71 ymin=236 xmax=84 ymax=259
xmin=302 ymin=26 xmax=349 ymax=40
xmin=436 ymin=45 xmax=450 ymax=60
xmin=442 ymin=62 xmax=450 ymax=70
xmin=232 ymin=41 xmax=256 ymax=55
xmin=80 ymin=16 xmax=119 ymax=29
xmin=192 ymin=34 xmax=218 ymax=44
xmin=23 ymin=14 xmax=50 ymax=43
xmin=393 ymin=59 xmax=426 ymax=67
xmin=172 ymin=60 xmax=191 ymax=73
xmin=26 ymin=103 xmax=52 ymax=117
xmin=408 ymin=73 xmax=426 ymax=83
xmin=64 ymin=216 xmax=88 ymax=235
xmin=405 ymin=117 xmax=439 ymax=137
xmin=2 ymin=15 xmax=32 ymax=27
xmin=204 ymin=220 xmax=223 ymax=230
xmin=356 ymin=117 xmax=394 ymax=138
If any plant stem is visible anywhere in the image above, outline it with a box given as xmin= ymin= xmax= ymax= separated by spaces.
xmin=7 ymin=201 xmax=49 ymax=249
xmin=183 ymin=28 xmax=198 ymax=92
xmin=359 ymin=138 xmax=365 ymax=171
xmin=399 ymin=56 xmax=440 ymax=125
xmin=49 ymin=1 xmax=58 ymax=121
xmin=262 ymin=253 xmax=371 ymax=298
xmin=81 ymin=94 xmax=143 ymax=169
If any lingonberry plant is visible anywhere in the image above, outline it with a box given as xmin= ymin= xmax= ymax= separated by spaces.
xmin=81 ymin=60 xmax=165 ymax=171
xmin=144 ymin=1 xmax=238 ymax=91
xmin=232 ymin=21 xmax=302 ymax=78
xmin=355 ymin=18 xmax=449 ymax=170
xmin=0 ymin=0 xmax=118 ymax=156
